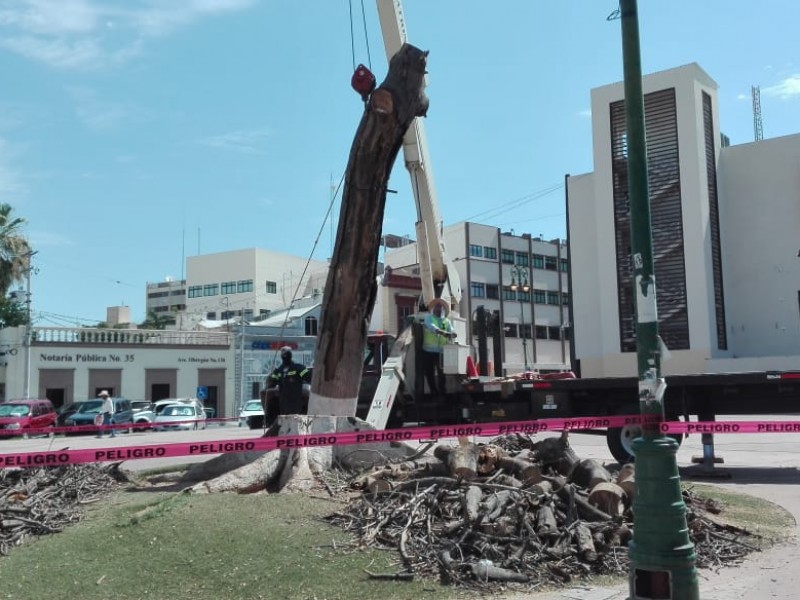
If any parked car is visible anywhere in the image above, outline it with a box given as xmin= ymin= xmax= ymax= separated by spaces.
xmin=154 ymin=402 xmax=207 ymax=431
xmin=56 ymin=400 xmax=90 ymax=427
xmin=64 ymin=397 xmax=134 ymax=434
xmin=238 ymin=399 xmax=265 ymax=428
xmin=129 ymin=400 xmax=154 ymax=431
xmin=0 ymin=399 xmax=57 ymax=438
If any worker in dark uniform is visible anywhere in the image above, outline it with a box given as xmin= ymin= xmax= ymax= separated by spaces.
xmin=266 ymin=346 xmax=311 ymax=417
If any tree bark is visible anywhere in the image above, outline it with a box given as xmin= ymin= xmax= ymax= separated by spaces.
xmin=309 ymin=43 xmax=430 ymax=417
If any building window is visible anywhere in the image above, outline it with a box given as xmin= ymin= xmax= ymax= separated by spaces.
xmin=221 ymin=281 xmax=236 ymax=295
xmin=535 ymin=326 xmax=548 ymax=340
xmin=153 ymin=306 xmax=169 ymax=312
xmin=517 ymin=289 xmax=531 ymax=303
xmin=237 ymin=279 xmax=253 ymax=293
xmin=220 ymin=310 xmax=234 ymax=320
xmin=503 ymin=286 xmax=516 ymax=301
xmin=532 ymin=254 xmax=545 ymax=269
xmin=520 ymin=323 xmax=532 ymax=339
xmin=244 ymin=309 xmax=254 ymax=321
xmin=560 ymin=258 xmax=569 ymax=272
xmin=533 ymin=289 xmax=546 ymax=304
xmin=548 ymin=326 xmax=561 ymax=340
xmin=188 ymin=286 xmax=203 ymax=298
xmin=547 ymin=291 xmax=560 ymax=305
xmin=483 ymin=246 xmax=497 ymax=260
xmin=515 ymin=252 xmax=529 ymax=267
xmin=470 ymin=282 xmax=486 ymax=298
xmin=486 ymin=284 xmax=499 ymax=300
xmin=259 ymin=309 xmax=269 ymax=318
xmin=148 ymin=291 xmax=169 ymax=299
xmin=203 ymin=284 xmax=219 ymax=297
xmin=505 ymin=323 xmax=518 ymax=338
xmin=562 ymin=292 xmax=570 ymax=305
xmin=469 ymin=244 xmax=483 ymax=258
xmin=501 ymin=249 xmax=515 ymax=264
xmin=266 ymin=281 xmax=277 ymax=294
xmin=206 ymin=311 xmax=217 ymax=320
xmin=171 ymin=289 xmax=185 ymax=296
xmin=305 ymin=316 xmax=318 ymax=336
xmin=545 ymin=256 xmax=558 ymax=271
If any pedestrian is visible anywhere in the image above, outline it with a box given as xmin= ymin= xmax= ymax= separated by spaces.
xmin=266 ymin=347 xmax=311 ymax=418
xmin=96 ymin=390 xmax=116 ymax=439
xmin=422 ymin=297 xmax=456 ymax=396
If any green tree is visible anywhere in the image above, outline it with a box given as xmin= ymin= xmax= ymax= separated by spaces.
xmin=0 ymin=295 xmax=26 ymax=328
xmin=0 ymin=203 xmax=32 ymax=295
xmin=140 ymin=311 xmax=170 ymax=330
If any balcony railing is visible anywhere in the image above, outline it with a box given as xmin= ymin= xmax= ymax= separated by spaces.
xmin=31 ymin=327 xmax=231 ymax=347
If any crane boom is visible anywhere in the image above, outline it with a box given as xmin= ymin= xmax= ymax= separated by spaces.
xmin=375 ymin=0 xmax=462 ymax=312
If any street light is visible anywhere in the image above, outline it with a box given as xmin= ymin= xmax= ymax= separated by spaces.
xmin=509 ymin=265 xmax=531 ymax=371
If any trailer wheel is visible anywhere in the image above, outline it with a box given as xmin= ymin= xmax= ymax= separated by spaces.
xmin=606 ymin=411 xmax=684 ymax=464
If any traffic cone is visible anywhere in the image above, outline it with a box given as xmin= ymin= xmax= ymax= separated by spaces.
xmin=466 ymin=355 xmax=479 ymax=379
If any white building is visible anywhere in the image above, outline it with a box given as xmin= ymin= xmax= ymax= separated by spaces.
xmin=183 ymin=248 xmax=329 ymax=325
xmin=567 ymin=62 xmax=800 ymax=378
xmin=384 ymin=222 xmax=571 ymax=373
xmin=145 ymin=278 xmax=187 ymax=325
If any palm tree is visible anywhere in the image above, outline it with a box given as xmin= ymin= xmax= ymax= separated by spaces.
xmin=0 ymin=203 xmax=32 ymax=294
xmin=140 ymin=311 xmax=170 ymax=330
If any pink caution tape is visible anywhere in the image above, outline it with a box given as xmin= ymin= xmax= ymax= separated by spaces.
xmin=1 ymin=414 xmax=798 ymax=470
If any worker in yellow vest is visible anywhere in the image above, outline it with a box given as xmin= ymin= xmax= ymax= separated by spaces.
xmin=421 ymin=298 xmax=456 ymax=396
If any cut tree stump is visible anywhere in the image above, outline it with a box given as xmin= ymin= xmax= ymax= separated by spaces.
xmin=182 ymin=415 xmax=418 ymax=494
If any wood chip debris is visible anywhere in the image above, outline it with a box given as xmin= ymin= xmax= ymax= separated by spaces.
xmin=324 ymin=433 xmax=764 ymax=592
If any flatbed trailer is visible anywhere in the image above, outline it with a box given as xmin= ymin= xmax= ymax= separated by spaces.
xmin=372 ymin=370 xmax=800 ymax=464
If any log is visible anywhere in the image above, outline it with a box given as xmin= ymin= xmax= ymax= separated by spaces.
xmin=477 ymin=444 xmax=507 ymax=474
xmin=496 ymin=456 xmax=542 ymax=484
xmin=470 ymin=561 xmax=529 ymax=583
xmin=616 ymin=462 xmax=636 ymax=501
xmin=533 ymin=431 xmax=578 ymax=474
xmin=308 ymin=43 xmax=430 ymax=417
xmin=434 ymin=444 xmax=479 ymax=480
xmin=567 ymin=458 xmax=612 ymax=489
xmin=587 ymin=482 xmax=626 ymax=517
xmin=536 ymin=505 xmax=558 ymax=536
xmin=555 ymin=483 xmax=614 ymax=522
xmin=572 ymin=522 xmax=598 ymax=562
xmin=463 ymin=485 xmax=481 ymax=523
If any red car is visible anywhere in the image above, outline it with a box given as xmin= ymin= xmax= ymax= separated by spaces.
xmin=0 ymin=399 xmax=57 ymax=438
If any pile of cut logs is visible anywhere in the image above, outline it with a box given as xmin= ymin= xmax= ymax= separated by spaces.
xmin=0 ymin=464 xmax=121 ymax=555
xmin=325 ymin=433 xmax=761 ymax=591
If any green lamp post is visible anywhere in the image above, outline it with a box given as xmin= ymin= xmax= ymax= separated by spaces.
xmin=617 ymin=1 xmax=700 ymax=598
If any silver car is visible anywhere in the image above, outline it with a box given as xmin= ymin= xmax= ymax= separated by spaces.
xmin=153 ymin=402 xmax=207 ymax=431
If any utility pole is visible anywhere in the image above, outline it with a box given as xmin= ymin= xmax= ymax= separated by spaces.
xmin=23 ymin=250 xmax=38 ymax=399
xmin=618 ymin=1 xmax=699 ymax=598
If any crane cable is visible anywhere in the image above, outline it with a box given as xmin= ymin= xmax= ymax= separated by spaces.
xmin=348 ymin=0 xmax=373 ymax=71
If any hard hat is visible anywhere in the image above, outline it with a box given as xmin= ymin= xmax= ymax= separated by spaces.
xmin=427 ymin=298 xmax=450 ymax=316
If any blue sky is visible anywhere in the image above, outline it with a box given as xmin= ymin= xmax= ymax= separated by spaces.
xmin=1 ymin=0 xmax=798 ymax=326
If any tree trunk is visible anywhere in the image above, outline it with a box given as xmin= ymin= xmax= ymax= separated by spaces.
xmin=309 ymin=43 xmax=430 ymax=417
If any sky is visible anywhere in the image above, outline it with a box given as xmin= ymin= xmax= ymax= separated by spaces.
xmin=1 ymin=0 xmax=798 ymax=326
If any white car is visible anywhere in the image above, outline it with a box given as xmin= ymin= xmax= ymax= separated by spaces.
xmin=238 ymin=399 xmax=265 ymax=428
xmin=154 ymin=402 xmax=207 ymax=431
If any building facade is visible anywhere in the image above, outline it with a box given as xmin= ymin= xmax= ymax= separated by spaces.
xmin=384 ymin=222 xmax=571 ymax=373
xmin=184 ymin=248 xmax=329 ymax=324
xmin=0 ymin=325 xmax=234 ymax=416
xmin=567 ymin=62 xmax=800 ymax=378
xmin=145 ymin=278 xmax=187 ymax=325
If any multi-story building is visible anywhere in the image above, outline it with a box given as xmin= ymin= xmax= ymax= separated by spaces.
xmin=566 ymin=62 xmax=800 ymax=377
xmin=183 ymin=248 xmax=329 ymax=325
xmin=384 ymin=222 xmax=571 ymax=373
xmin=145 ymin=278 xmax=187 ymax=325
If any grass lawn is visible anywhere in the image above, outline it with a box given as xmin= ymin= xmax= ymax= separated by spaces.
xmin=0 ymin=476 xmax=793 ymax=600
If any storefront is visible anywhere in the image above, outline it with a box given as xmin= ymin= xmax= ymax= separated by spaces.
xmin=0 ymin=326 xmax=235 ymax=417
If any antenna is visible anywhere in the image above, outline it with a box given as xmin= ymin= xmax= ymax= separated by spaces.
xmin=751 ymin=85 xmax=764 ymax=141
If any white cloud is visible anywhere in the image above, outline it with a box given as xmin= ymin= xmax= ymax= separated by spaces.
xmin=577 ymin=109 xmax=591 ymax=119
xmin=736 ymin=93 xmax=749 ymax=101
xmin=0 ymin=0 xmax=257 ymax=70
xmin=199 ymin=128 xmax=271 ymax=155
xmin=763 ymin=75 xmax=800 ymax=100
